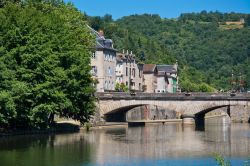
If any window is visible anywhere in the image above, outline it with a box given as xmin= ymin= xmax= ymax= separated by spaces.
xmin=91 ymin=66 xmax=97 ymax=76
xmin=132 ymin=68 xmax=135 ymax=77
xmin=105 ymin=81 xmax=107 ymax=89
xmin=92 ymin=52 xmax=96 ymax=59
xmin=108 ymin=67 xmax=112 ymax=76
xmin=139 ymin=69 xmax=142 ymax=78
xmin=126 ymin=81 xmax=128 ymax=86
xmin=110 ymin=68 xmax=113 ymax=75
xmin=126 ymin=67 xmax=128 ymax=76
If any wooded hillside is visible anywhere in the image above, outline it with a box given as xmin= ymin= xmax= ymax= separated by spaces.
xmin=88 ymin=12 xmax=250 ymax=92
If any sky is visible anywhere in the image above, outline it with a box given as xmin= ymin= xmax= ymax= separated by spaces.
xmin=64 ymin=0 xmax=250 ymax=19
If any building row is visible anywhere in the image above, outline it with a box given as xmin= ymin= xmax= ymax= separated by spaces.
xmin=89 ymin=27 xmax=178 ymax=93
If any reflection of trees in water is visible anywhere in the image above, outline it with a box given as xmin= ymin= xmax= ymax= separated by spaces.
xmin=94 ymin=123 xmax=250 ymax=162
xmin=1 ymin=123 xmax=250 ymax=166
xmin=0 ymin=132 xmax=95 ymax=166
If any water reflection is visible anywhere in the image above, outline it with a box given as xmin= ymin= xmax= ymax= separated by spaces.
xmin=0 ymin=133 xmax=95 ymax=166
xmin=0 ymin=122 xmax=250 ymax=166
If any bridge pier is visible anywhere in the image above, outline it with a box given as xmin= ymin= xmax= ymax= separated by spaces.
xmin=181 ymin=114 xmax=195 ymax=125
xmin=195 ymin=114 xmax=205 ymax=127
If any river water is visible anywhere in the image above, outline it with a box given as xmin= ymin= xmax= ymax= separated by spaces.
xmin=0 ymin=122 xmax=250 ymax=166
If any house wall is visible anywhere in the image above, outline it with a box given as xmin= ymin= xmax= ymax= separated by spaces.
xmin=91 ymin=50 xmax=116 ymax=92
xmin=155 ymin=76 xmax=167 ymax=93
xmin=115 ymin=58 xmax=143 ymax=91
xmin=144 ymin=73 xmax=156 ymax=93
xmin=167 ymin=78 xmax=177 ymax=93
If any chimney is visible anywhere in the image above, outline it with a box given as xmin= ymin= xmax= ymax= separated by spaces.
xmin=122 ymin=49 xmax=125 ymax=54
xmin=126 ymin=50 xmax=129 ymax=54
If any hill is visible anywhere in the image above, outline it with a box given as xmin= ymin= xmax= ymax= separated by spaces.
xmin=87 ymin=12 xmax=250 ymax=92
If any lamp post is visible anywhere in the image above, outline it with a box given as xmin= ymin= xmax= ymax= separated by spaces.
xmin=231 ymin=70 xmax=234 ymax=92
xmin=128 ymin=52 xmax=131 ymax=92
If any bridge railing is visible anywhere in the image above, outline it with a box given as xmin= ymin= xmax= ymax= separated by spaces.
xmin=96 ymin=92 xmax=250 ymax=99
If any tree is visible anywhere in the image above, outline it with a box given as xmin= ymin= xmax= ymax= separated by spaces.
xmin=0 ymin=1 xmax=95 ymax=128
xmin=0 ymin=0 xmax=21 ymax=7
xmin=246 ymin=14 xmax=250 ymax=27
xmin=103 ymin=14 xmax=113 ymax=22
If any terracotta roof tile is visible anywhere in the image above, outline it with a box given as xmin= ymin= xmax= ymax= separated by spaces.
xmin=143 ymin=64 xmax=156 ymax=73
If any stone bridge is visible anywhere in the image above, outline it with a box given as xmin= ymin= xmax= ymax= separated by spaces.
xmin=96 ymin=92 xmax=250 ymax=126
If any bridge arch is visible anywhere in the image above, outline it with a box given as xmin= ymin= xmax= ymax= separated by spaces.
xmin=96 ymin=92 xmax=250 ymax=125
xmin=104 ymin=104 xmax=145 ymax=122
xmin=194 ymin=105 xmax=230 ymax=126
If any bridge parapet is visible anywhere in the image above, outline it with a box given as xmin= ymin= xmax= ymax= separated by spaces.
xmin=96 ymin=92 xmax=250 ymax=101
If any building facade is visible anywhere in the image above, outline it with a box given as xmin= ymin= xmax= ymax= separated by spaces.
xmin=155 ymin=70 xmax=169 ymax=93
xmin=157 ymin=64 xmax=178 ymax=93
xmin=115 ymin=52 xmax=143 ymax=91
xmin=143 ymin=64 xmax=158 ymax=93
xmin=89 ymin=28 xmax=117 ymax=92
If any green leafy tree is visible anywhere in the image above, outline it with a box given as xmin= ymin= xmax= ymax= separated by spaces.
xmin=0 ymin=1 xmax=95 ymax=128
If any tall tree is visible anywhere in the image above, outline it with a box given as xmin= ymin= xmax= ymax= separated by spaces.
xmin=0 ymin=1 xmax=96 ymax=128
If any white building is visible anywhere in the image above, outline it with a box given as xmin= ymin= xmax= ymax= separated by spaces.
xmin=89 ymin=27 xmax=117 ymax=92
xmin=155 ymin=70 xmax=169 ymax=93
xmin=157 ymin=64 xmax=178 ymax=93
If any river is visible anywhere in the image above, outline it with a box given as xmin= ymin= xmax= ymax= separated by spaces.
xmin=0 ymin=122 xmax=250 ymax=166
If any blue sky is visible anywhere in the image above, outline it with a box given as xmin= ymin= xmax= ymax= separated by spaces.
xmin=64 ymin=0 xmax=250 ymax=19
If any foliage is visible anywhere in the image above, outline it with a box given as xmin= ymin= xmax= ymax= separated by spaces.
xmin=88 ymin=12 xmax=250 ymax=91
xmin=0 ymin=1 xmax=95 ymax=128
xmin=0 ymin=91 xmax=16 ymax=127
xmin=85 ymin=122 xmax=91 ymax=131
xmin=214 ymin=154 xmax=231 ymax=166
xmin=115 ymin=83 xmax=129 ymax=92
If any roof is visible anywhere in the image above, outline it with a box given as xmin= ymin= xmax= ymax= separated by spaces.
xmin=143 ymin=64 xmax=157 ymax=73
xmin=157 ymin=65 xmax=177 ymax=74
xmin=87 ymin=25 xmax=117 ymax=52
xmin=116 ymin=53 xmax=137 ymax=62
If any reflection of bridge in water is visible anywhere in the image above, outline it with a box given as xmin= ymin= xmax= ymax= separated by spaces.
xmin=96 ymin=92 xmax=250 ymax=127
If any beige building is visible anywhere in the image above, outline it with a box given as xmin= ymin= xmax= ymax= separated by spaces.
xmin=89 ymin=27 xmax=117 ymax=92
xmin=143 ymin=63 xmax=178 ymax=93
xmin=143 ymin=64 xmax=157 ymax=93
xmin=116 ymin=52 xmax=143 ymax=91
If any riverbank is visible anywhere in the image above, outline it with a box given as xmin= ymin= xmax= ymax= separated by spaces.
xmin=0 ymin=122 xmax=81 ymax=136
xmin=0 ymin=120 xmax=182 ymax=136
